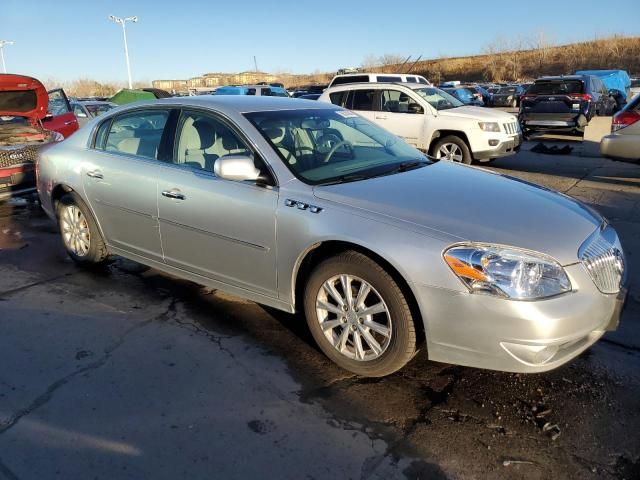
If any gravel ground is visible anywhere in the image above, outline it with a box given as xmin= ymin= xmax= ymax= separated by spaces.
xmin=0 ymin=148 xmax=639 ymax=480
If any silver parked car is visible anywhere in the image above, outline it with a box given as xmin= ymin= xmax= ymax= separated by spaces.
xmin=37 ymin=96 xmax=626 ymax=377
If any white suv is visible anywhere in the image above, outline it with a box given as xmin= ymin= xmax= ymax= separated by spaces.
xmin=328 ymin=73 xmax=431 ymax=88
xmin=318 ymin=83 xmax=522 ymax=164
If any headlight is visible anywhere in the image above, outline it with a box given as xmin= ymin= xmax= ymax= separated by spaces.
xmin=478 ymin=122 xmax=500 ymax=132
xmin=444 ymin=244 xmax=571 ymax=300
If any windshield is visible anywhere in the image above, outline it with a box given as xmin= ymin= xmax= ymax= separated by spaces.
xmin=244 ymin=108 xmax=429 ymax=185
xmin=412 ymin=87 xmax=463 ymax=110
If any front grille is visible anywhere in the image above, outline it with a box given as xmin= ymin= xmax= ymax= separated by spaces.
xmin=0 ymin=145 xmax=41 ymax=169
xmin=503 ymin=122 xmax=519 ymax=135
xmin=579 ymin=225 xmax=624 ymax=294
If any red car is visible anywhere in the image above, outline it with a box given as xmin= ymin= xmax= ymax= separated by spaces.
xmin=0 ymin=74 xmax=78 ymax=200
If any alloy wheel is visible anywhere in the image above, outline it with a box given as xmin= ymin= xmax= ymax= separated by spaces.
xmin=60 ymin=205 xmax=91 ymax=256
xmin=436 ymin=143 xmax=464 ymax=162
xmin=315 ymin=274 xmax=392 ymax=361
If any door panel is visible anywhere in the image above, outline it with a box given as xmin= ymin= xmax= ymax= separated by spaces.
xmin=157 ymin=170 xmax=278 ymax=295
xmin=82 ymin=151 xmax=163 ymax=261
xmin=375 ymin=89 xmax=426 ymax=148
xmin=44 ymin=89 xmax=79 ymax=138
xmin=156 ymin=110 xmax=278 ymax=297
xmin=81 ymin=109 xmax=171 ymax=261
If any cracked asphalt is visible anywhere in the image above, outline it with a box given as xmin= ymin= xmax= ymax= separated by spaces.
xmin=1 ymin=148 xmax=639 ymax=479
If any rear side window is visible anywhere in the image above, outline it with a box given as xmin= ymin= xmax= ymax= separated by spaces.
xmin=104 ymin=110 xmax=169 ymax=160
xmin=331 ymin=75 xmax=369 ymax=86
xmin=418 ymin=78 xmax=429 ymax=85
xmin=405 ymin=76 xmax=417 ymax=83
xmin=529 ymin=80 xmax=584 ymax=95
xmin=93 ymin=118 xmax=112 ymax=149
xmin=347 ymin=89 xmax=376 ymax=111
xmin=376 ymin=76 xmax=402 ymax=83
xmin=329 ymin=91 xmax=348 ymax=106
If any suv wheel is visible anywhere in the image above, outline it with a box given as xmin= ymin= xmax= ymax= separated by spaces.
xmin=304 ymin=251 xmax=418 ymax=377
xmin=433 ymin=135 xmax=472 ymax=164
xmin=56 ymin=192 xmax=108 ymax=265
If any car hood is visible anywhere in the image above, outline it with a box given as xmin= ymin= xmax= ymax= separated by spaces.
xmin=313 ymin=162 xmax=601 ymax=265
xmin=438 ymin=105 xmax=515 ymax=121
xmin=0 ymin=74 xmax=48 ymax=121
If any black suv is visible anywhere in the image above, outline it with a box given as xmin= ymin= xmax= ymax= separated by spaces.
xmin=519 ymin=75 xmax=617 ymax=135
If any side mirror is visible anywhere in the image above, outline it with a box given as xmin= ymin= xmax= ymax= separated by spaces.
xmin=214 ymin=155 xmax=261 ymax=182
xmin=408 ymin=103 xmax=424 ymax=114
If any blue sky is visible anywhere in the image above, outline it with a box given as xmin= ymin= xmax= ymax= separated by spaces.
xmin=2 ymin=0 xmax=639 ymax=83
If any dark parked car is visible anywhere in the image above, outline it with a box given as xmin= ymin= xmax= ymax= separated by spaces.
xmin=297 ymin=93 xmax=321 ymax=100
xmin=519 ymin=75 xmax=617 ymax=135
xmin=491 ymin=85 xmax=526 ymax=108
xmin=440 ymin=86 xmax=484 ymax=106
xmin=464 ymin=85 xmax=491 ymax=104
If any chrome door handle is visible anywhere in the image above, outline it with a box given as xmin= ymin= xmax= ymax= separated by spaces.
xmin=64 ymin=120 xmax=76 ymax=125
xmin=161 ymin=190 xmax=186 ymax=200
xmin=86 ymin=170 xmax=103 ymax=179
xmin=375 ymin=115 xmax=387 ymax=120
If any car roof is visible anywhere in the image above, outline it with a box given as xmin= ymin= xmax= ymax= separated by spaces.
xmin=153 ymin=95 xmax=340 ymax=114
xmin=326 ymin=82 xmax=430 ymax=91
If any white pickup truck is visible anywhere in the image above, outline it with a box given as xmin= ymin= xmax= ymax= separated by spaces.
xmin=318 ymin=82 xmax=522 ymax=164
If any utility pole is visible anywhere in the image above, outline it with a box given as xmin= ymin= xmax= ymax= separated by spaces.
xmin=0 ymin=40 xmax=15 ymax=74
xmin=254 ymin=56 xmax=258 ymax=73
xmin=109 ymin=15 xmax=138 ymax=89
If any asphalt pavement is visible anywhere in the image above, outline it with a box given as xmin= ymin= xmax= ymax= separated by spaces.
xmin=0 ymin=147 xmax=639 ymax=480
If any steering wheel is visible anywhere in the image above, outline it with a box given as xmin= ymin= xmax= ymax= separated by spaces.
xmin=323 ymin=139 xmax=354 ymax=163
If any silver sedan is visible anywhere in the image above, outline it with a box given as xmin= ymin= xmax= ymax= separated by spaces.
xmin=37 ymin=96 xmax=627 ymax=377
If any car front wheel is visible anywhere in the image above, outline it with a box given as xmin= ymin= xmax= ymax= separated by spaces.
xmin=56 ymin=192 xmax=108 ymax=265
xmin=432 ymin=135 xmax=472 ymax=164
xmin=304 ymin=251 xmax=418 ymax=377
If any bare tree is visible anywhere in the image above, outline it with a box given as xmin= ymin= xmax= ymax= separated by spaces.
xmin=529 ymin=31 xmax=554 ymax=75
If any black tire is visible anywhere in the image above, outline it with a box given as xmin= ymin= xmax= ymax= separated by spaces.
xmin=303 ymin=251 xmax=418 ymax=377
xmin=56 ymin=192 xmax=108 ymax=265
xmin=432 ymin=135 xmax=472 ymax=165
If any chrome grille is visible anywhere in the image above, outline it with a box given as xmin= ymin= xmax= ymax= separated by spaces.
xmin=503 ymin=122 xmax=519 ymax=135
xmin=579 ymin=225 xmax=624 ymax=294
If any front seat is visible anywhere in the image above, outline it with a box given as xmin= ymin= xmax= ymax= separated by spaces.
xmin=263 ymin=123 xmax=297 ymax=166
xmin=178 ymin=118 xmax=217 ymax=170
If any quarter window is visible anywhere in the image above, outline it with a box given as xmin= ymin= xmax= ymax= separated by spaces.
xmin=104 ymin=110 xmax=169 ymax=159
xmin=376 ymin=76 xmax=402 ymax=83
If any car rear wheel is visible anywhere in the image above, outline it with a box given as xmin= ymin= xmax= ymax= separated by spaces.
xmin=433 ymin=135 xmax=472 ymax=164
xmin=303 ymin=251 xmax=418 ymax=377
xmin=56 ymin=192 xmax=108 ymax=265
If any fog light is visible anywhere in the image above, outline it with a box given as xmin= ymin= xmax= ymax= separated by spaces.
xmin=488 ymin=139 xmax=499 ymax=147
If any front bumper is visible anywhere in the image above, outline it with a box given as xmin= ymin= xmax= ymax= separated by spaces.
xmin=416 ymin=262 xmax=626 ymax=373
xmin=600 ymin=134 xmax=640 ymax=162
xmin=0 ymin=164 xmax=36 ymax=201
xmin=473 ymin=134 xmax=522 ymax=161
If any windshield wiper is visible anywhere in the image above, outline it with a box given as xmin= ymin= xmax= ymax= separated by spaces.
xmin=315 ymin=173 xmax=372 ymax=186
xmin=376 ymin=160 xmax=430 ymax=176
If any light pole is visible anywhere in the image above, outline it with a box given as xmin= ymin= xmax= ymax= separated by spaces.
xmin=108 ymin=15 xmax=137 ymax=89
xmin=0 ymin=40 xmax=15 ymax=74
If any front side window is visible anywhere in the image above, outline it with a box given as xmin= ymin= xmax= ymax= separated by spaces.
xmin=47 ymin=90 xmax=71 ymax=115
xmin=173 ymin=110 xmax=252 ymax=172
xmin=244 ymin=108 xmax=429 ymax=185
xmin=380 ymin=89 xmax=421 ymax=113
xmin=104 ymin=110 xmax=169 ymax=159
xmin=348 ymin=89 xmax=376 ymax=111
xmin=413 ymin=87 xmax=463 ymax=110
